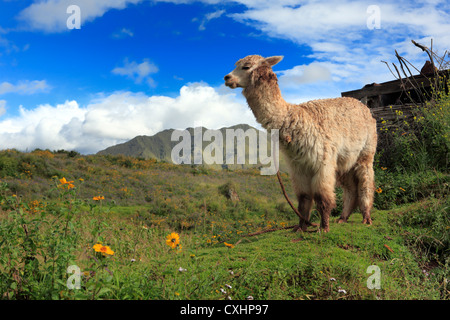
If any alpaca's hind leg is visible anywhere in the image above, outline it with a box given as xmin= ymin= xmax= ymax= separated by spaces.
xmin=356 ymin=164 xmax=375 ymax=225
xmin=338 ymin=171 xmax=359 ymax=223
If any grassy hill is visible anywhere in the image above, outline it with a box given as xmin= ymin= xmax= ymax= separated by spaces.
xmin=0 ymin=149 xmax=448 ymax=300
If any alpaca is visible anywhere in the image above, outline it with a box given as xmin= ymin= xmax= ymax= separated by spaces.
xmin=224 ymin=55 xmax=377 ymax=232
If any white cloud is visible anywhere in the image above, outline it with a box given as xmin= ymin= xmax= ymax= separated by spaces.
xmin=0 ymin=83 xmax=256 ymax=154
xmin=278 ymin=63 xmax=332 ymax=87
xmin=0 ymin=80 xmax=51 ymax=95
xmin=112 ymin=58 xmax=159 ymax=87
xmin=18 ymin=0 xmax=144 ymax=32
xmin=111 ymin=28 xmax=134 ymax=38
xmin=0 ymin=100 xmax=6 ymax=117
xmin=198 ymin=9 xmax=226 ymax=31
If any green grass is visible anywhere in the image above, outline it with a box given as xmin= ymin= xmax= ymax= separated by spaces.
xmin=0 ymin=150 xmax=448 ymax=300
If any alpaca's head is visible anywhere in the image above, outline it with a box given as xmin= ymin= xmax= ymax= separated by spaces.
xmin=224 ymin=55 xmax=283 ymax=89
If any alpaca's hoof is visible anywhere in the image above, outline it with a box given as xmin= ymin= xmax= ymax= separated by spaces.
xmin=362 ymin=217 xmax=372 ymax=225
xmin=293 ymin=224 xmax=306 ymax=232
xmin=337 ymin=218 xmax=347 ymax=224
xmin=294 ymin=222 xmax=320 ymax=233
xmin=320 ymin=227 xmax=330 ymax=233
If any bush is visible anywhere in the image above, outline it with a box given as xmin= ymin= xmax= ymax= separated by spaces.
xmin=0 ymin=152 xmax=19 ymax=178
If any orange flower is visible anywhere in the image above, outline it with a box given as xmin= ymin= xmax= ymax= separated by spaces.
xmin=224 ymin=242 xmax=235 ymax=249
xmin=59 ymin=177 xmax=75 ymax=189
xmin=93 ymin=243 xmax=114 ymax=255
xmin=375 ymin=188 xmax=382 ymax=194
xmin=93 ymin=196 xmax=105 ymax=201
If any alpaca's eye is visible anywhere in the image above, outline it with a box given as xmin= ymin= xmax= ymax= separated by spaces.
xmin=242 ymin=66 xmax=250 ymax=70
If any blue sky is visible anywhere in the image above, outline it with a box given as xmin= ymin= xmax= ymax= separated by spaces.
xmin=0 ymin=0 xmax=449 ymax=154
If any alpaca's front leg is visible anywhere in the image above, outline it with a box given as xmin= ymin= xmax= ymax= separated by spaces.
xmin=295 ymin=193 xmax=313 ymax=231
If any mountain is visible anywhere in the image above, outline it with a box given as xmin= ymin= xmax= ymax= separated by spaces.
xmin=97 ymin=124 xmax=288 ymax=172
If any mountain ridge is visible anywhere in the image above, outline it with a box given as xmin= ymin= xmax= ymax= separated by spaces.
xmin=97 ymin=124 xmax=287 ymax=171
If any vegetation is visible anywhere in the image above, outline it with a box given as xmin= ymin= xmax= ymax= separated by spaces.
xmin=0 ymin=83 xmax=448 ymax=300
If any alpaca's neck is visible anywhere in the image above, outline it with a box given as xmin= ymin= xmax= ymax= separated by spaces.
xmin=242 ymin=79 xmax=289 ymax=130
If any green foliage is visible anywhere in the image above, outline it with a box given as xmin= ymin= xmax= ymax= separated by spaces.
xmin=378 ymin=80 xmax=450 ymax=172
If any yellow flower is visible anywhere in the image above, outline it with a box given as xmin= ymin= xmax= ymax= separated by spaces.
xmin=166 ymin=232 xmax=180 ymax=249
xmin=376 ymin=188 xmax=382 ymax=194
xmin=224 ymin=242 xmax=235 ymax=249
xmin=93 ymin=243 xmax=114 ymax=255
xmin=399 ymin=187 xmax=406 ymax=192
xmin=381 ymin=167 xmax=387 ymax=171
xmin=93 ymin=196 xmax=105 ymax=201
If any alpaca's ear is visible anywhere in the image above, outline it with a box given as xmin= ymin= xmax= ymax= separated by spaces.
xmin=265 ymin=56 xmax=283 ymax=66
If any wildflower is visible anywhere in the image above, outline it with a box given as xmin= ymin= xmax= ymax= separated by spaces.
xmin=399 ymin=187 xmax=406 ymax=192
xmin=381 ymin=167 xmax=387 ymax=171
xmin=175 ymin=292 xmax=180 ymax=296
xmin=338 ymin=288 xmax=347 ymax=294
xmin=246 ymin=295 xmax=254 ymax=300
xmin=93 ymin=196 xmax=105 ymax=201
xmin=224 ymin=242 xmax=235 ymax=249
xmin=178 ymin=267 xmax=187 ymax=272
xmin=225 ymin=284 xmax=232 ymax=289
xmin=220 ymin=288 xmax=227 ymax=294
xmin=59 ymin=177 xmax=75 ymax=189
xmin=376 ymin=188 xmax=382 ymax=194
xmin=329 ymin=278 xmax=336 ymax=281
xmin=166 ymin=232 xmax=180 ymax=249
xmin=93 ymin=243 xmax=114 ymax=255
